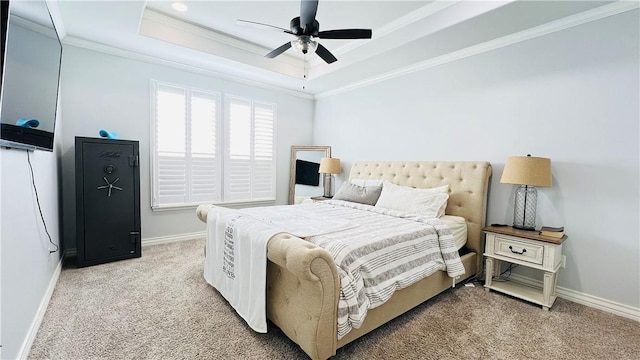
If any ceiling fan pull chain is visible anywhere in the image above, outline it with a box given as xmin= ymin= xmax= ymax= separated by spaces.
xmin=303 ymin=56 xmax=307 ymax=90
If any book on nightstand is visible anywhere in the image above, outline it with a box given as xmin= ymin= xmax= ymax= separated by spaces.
xmin=539 ymin=226 xmax=565 ymax=238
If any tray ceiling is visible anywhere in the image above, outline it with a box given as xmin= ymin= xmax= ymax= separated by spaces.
xmin=45 ymin=0 xmax=629 ymax=96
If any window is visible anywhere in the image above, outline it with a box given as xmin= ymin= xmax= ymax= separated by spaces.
xmin=151 ymin=81 xmax=276 ymax=209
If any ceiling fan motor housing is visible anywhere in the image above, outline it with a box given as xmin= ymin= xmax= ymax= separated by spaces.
xmin=290 ymin=17 xmax=319 ymax=36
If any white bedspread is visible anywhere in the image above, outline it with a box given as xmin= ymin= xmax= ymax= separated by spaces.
xmin=204 ymin=202 xmax=464 ymax=339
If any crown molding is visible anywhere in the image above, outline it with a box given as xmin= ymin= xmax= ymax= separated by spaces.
xmin=46 ymin=0 xmax=67 ymax=39
xmin=10 ymin=15 xmax=58 ymax=40
xmin=62 ymin=36 xmax=314 ymax=100
xmin=315 ymin=0 xmax=639 ymax=99
xmin=308 ymin=0 xmax=460 ymax=68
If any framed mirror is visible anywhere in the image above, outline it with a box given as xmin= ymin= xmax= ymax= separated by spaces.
xmin=289 ymin=145 xmax=331 ymax=204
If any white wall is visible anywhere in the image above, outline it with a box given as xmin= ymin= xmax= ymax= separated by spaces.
xmin=313 ymin=11 xmax=639 ymax=309
xmin=60 ymin=46 xmax=314 ymax=250
xmin=0 ymin=110 xmax=62 ymax=359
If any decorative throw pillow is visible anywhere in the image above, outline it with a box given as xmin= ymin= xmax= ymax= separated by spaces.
xmin=349 ymin=178 xmax=384 ymax=187
xmin=375 ymin=180 xmax=449 ymax=218
xmin=333 ymin=182 xmax=383 ymax=206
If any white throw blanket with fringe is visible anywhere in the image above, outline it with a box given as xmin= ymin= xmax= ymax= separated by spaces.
xmin=203 ymin=207 xmax=280 ymax=333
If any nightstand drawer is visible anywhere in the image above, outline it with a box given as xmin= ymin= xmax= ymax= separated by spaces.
xmin=494 ymin=236 xmax=544 ymax=265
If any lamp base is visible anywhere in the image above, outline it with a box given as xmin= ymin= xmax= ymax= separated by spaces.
xmin=512 ymin=185 xmax=538 ymax=230
xmin=323 ymin=174 xmax=334 ymax=197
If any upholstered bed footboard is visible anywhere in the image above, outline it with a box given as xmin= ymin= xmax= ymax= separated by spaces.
xmin=197 ymin=204 xmax=340 ymax=359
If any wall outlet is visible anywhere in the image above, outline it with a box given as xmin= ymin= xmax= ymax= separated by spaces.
xmin=561 ymin=255 xmax=567 ymax=268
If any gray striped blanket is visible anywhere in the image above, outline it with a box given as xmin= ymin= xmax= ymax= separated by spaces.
xmin=234 ymin=200 xmax=465 ymax=339
xmin=300 ymin=200 xmax=465 ymax=339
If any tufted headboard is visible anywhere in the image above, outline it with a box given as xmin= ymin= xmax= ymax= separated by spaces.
xmin=349 ymin=161 xmax=492 ymax=272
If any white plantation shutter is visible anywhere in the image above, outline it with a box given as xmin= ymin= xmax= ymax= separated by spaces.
xmin=152 ymin=82 xmax=221 ymax=207
xmin=155 ymin=84 xmax=187 ymax=206
xmin=226 ymin=98 xmax=252 ymax=202
xmin=152 ymin=81 xmax=275 ymax=208
xmin=189 ymin=91 xmax=220 ymax=202
xmin=253 ymin=102 xmax=275 ymax=199
xmin=225 ymin=96 xmax=276 ymax=202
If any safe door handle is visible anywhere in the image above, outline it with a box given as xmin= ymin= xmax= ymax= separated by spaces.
xmin=508 ymin=245 xmax=526 ymax=255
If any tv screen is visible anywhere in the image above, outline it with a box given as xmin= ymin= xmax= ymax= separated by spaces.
xmin=0 ymin=0 xmax=62 ymax=151
xmin=295 ymin=159 xmax=320 ymax=186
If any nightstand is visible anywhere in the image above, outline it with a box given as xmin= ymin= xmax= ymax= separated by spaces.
xmin=483 ymin=226 xmax=567 ymax=310
xmin=310 ymin=196 xmax=332 ymax=202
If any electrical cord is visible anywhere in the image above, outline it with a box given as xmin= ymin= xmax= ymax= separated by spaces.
xmin=492 ymin=263 xmax=518 ymax=282
xmin=27 ymin=151 xmax=59 ymax=254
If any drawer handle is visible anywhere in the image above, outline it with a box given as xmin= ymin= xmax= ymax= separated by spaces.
xmin=509 ymin=246 xmax=527 ymax=255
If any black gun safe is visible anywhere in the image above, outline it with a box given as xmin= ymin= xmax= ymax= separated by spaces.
xmin=75 ymin=137 xmax=141 ymax=267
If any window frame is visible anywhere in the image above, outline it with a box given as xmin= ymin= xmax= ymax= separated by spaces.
xmin=150 ymin=80 xmax=277 ymax=210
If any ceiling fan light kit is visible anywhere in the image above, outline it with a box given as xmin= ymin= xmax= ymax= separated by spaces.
xmin=291 ymin=36 xmax=318 ymax=55
xmin=237 ymin=0 xmax=372 ymax=64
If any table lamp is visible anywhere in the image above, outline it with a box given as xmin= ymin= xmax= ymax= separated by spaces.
xmin=500 ymin=155 xmax=552 ymax=230
xmin=319 ymin=157 xmax=341 ymax=198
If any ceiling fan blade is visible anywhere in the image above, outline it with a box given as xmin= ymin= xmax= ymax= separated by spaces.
xmin=300 ymin=0 xmax=319 ymax=32
xmin=317 ymin=29 xmax=372 ymax=39
xmin=236 ymin=20 xmax=294 ymax=35
xmin=265 ymin=42 xmax=292 ymax=59
xmin=315 ymin=43 xmax=337 ymax=64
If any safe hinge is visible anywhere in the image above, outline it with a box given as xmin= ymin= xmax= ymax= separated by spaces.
xmin=130 ymin=231 xmax=140 ymax=244
xmin=128 ymin=155 xmax=139 ymax=167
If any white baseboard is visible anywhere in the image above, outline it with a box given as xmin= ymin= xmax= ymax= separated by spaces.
xmin=141 ymin=232 xmax=205 ymax=247
xmin=63 ymin=232 xmax=206 ymax=258
xmin=508 ymin=273 xmax=640 ymax=322
xmin=19 ymin=258 xmax=63 ymax=359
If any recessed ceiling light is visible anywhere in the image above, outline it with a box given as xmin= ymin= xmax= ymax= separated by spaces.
xmin=171 ymin=2 xmax=188 ymax=12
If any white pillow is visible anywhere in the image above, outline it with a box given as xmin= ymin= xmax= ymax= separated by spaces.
xmin=375 ymin=180 xmax=449 ymax=218
xmin=350 ymin=178 xmax=384 ymax=187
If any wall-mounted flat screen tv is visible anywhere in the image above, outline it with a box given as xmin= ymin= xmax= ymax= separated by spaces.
xmin=0 ymin=0 xmax=63 ymax=151
xmin=295 ymin=159 xmax=320 ymax=186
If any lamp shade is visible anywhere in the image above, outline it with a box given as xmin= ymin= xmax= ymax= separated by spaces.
xmin=319 ymin=157 xmax=341 ymax=174
xmin=500 ymin=155 xmax=552 ymax=187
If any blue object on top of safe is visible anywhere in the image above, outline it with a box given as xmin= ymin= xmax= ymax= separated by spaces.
xmin=16 ymin=118 xmax=40 ymax=128
xmin=99 ymin=129 xmax=119 ymax=139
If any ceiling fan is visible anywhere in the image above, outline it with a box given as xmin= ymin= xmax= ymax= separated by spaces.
xmin=236 ymin=0 xmax=372 ymax=64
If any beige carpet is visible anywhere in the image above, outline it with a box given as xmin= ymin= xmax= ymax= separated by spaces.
xmin=29 ymin=239 xmax=639 ymax=359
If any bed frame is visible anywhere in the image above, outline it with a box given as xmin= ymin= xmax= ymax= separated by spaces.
xmin=197 ymin=161 xmax=492 ymax=359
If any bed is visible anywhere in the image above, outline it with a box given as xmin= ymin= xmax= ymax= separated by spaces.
xmin=196 ymin=161 xmax=492 ymax=359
